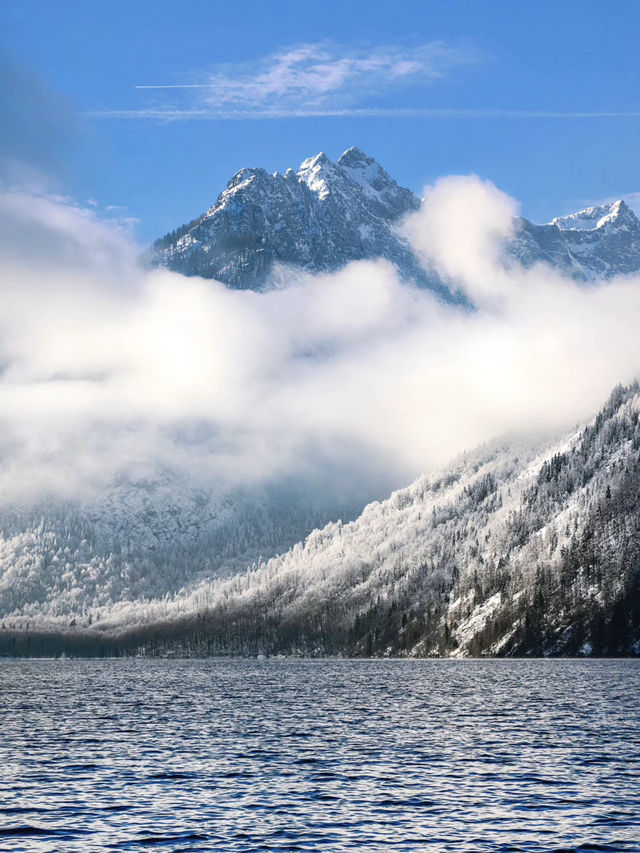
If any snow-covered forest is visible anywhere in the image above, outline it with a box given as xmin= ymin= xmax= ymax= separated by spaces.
xmin=3 ymin=383 xmax=638 ymax=658
xmin=0 ymin=475 xmax=372 ymax=623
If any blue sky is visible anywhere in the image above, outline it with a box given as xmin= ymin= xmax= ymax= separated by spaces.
xmin=2 ymin=0 xmax=640 ymax=241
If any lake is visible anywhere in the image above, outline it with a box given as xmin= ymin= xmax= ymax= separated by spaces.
xmin=0 ymin=659 xmax=638 ymax=851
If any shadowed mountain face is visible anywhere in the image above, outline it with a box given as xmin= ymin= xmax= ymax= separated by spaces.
xmin=152 ymin=149 xmax=640 ymax=292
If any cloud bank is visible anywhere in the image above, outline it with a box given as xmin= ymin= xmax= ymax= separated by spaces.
xmin=1 ymin=177 xmax=639 ymax=503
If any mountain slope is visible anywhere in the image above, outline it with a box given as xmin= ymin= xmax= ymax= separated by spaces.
xmin=6 ymin=384 xmax=639 ymax=658
xmin=151 ymin=147 xmax=440 ymax=292
xmin=129 ymin=383 xmax=639 ymax=658
xmin=0 ymin=474 xmax=375 ymax=622
xmin=509 ymin=199 xmax=640 ymax=279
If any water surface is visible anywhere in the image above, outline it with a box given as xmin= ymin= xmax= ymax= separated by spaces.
xmin=0 ymin=659 xmax=638 ymax=851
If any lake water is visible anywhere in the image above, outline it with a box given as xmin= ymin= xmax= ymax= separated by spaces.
xmin=0 ymin=659 xmax=638 ymax=852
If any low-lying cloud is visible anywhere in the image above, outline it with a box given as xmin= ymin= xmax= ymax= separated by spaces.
xmin=1 ymin=176 xmax=639 ymax=503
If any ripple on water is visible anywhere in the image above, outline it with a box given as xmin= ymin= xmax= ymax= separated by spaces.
xmin=0 ymin=659 xmax=638 ymax=852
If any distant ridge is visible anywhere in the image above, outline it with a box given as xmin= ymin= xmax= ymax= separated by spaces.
xmin=509 ymin=198 xmax=640 ymax=279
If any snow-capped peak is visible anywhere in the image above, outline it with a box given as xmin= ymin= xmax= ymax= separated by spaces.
xmin=338 ymin=146 xmax=375 ymax=169
xmin=338 ymin=147 xmax=383 ymax=191
xmin=550 ymin=199 xmax=635 ymax=232
xmin=337 ymin=147 xmax=418 ymax=216
xmin=152 ymin=147 xmax=640 ymax=291
xmin=296 ymin=152 xmax=340 ymax=200
xmin=152 ymin=145 xmax=427 ymax=290
xmin=299 ymin=151 xmax=331 ymax=169
xmin=204 ymin=166 xmax=268 ymax=217
xmin=510 ymin=198 xmax=640 ymax=280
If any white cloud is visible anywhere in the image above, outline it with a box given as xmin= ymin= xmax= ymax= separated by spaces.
xmin=127 ymin=42 xmax=475 ymax=118
xmin=404 ymin=175 xmax=518 ymax=302
xmin=0 ymin=180 xmax=639 ymax=504
xmin=86 ymin=107 xmax=640 ymax=122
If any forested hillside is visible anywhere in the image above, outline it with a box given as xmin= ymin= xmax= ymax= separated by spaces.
xmin=3 ymin=384 xmax=638 ymax=658
xmin=0 ymin=476 xmax=371 ymax=622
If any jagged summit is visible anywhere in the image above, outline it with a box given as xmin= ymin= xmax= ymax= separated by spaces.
xmin=337 ymin=146 xmax=378 ymax=171
xmin=296 ymin=151 xmax=341 ymax=200
xmin=510 ymin=197 xmax=640 ymax=280
xmin=299 ymin=151 xmax=331 ymax=169
xmin=152 ymin=148 xmax=430 ymax=292
xmin=550 ymin=199 xmax=635 ymax=232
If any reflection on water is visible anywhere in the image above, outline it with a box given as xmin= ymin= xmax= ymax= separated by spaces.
xmin=0 ymin=659 xmax=638 ymax=851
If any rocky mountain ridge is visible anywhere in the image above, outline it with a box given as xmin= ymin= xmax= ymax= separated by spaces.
xmin=152 ymin=148 xmax=640 ymax=290
xmin=152 ymin=147 xmax=440 ymax=292
xmin=510 ymin=199 xmax=640 ymax=279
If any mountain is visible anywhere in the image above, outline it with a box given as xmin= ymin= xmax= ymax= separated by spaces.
xmin=3 ymin=152 xmax=640 ymax=656
xmin=0 ymin=473 xmax=378 ymax=623
xmin=152 ymin=148 xmax=640 ymax=290
xmin=151 ymin=147 xmax=445 ymax=293
xmin=5 ymin=383 xmax=640 ymax=658
xmin=509 ymin=199 xmax=640 ymax=279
